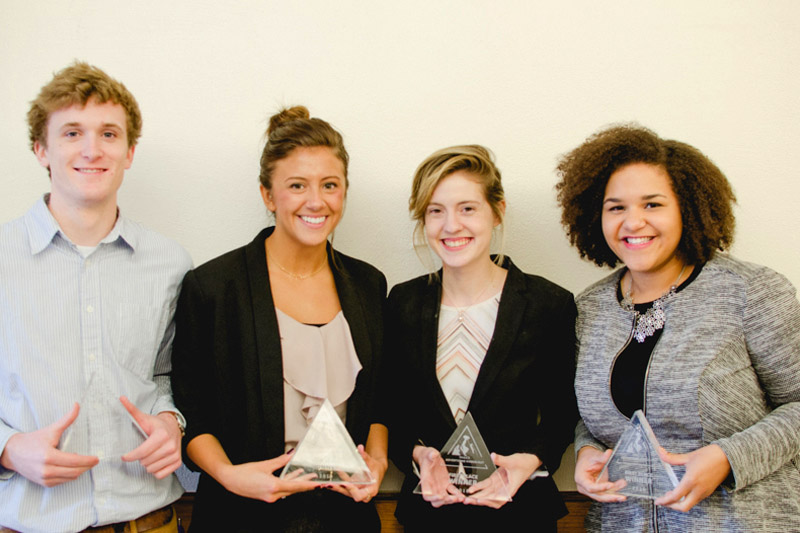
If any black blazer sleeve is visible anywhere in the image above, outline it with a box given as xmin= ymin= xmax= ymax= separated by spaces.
xmin=171 ymin=240 xmax=282 ymax=470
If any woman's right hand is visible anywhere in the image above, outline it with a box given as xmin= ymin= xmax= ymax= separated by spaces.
xmin=574 ymin=446 xmax=627 ymax=503
xmin=413 ymin=445 xmax=465 ymax=507
xmin=218 ymin=450 xmax=320 ymax=503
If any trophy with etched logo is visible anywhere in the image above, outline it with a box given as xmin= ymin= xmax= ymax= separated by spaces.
xmin=599 ymin=410 xmax=679 ymax=499
xmin=414 ymin=412 xmax=511 ymax=502
xmin=280 ymin=399 xmax=374 ymax=484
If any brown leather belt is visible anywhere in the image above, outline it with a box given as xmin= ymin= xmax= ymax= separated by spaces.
xmin=0 ymin=505 xmax=174 ymax=533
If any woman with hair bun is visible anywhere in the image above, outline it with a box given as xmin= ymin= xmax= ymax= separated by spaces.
xmin=556 ymin=124 xmax=800 ymax=531
xmin=172 ymin=106 xmax=387 ymax=532
xmin=386 ymin=145 xmax=579 ymax=531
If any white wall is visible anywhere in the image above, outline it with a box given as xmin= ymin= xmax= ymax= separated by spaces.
xmin=3 ymin=1 xmax=798 ymax=491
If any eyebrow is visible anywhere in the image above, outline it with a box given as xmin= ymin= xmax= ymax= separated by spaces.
xmin=427 ymin=200 xmax=481 ymax=208
xmin=286 ymin=175 xmax=343 ymax=181
xmin=603 ymin=193 xmax=668 ymax=204
xmin=58 ymin=122 xmax=124 ymax=130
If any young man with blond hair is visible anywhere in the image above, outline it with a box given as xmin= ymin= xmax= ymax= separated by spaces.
xmin=0 ymin=62 xmax=191 ymax=533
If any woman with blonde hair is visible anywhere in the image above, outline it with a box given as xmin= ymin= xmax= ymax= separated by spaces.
xmin=386 ymin=145 xmax=579 ymax=531
xmin=172 ymin=107 xmax=387 ymax=532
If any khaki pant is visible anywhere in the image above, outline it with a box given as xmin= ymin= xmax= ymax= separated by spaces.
xmin=1 ymin=505 xmax=177 ymax=533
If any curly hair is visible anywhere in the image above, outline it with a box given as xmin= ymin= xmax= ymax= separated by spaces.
xmin=28 ymin=61 xmax=142 ymax=151
xmin=555 ymin=124 xmax=736 ymax=268
xmin=259 ymin=105 xmax=349 ymax=191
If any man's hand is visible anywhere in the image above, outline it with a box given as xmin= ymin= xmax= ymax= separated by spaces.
xmin=119 ymin=396 xmax=182 ymax=479
xmin=0 ymin=403 xmax=98 ymax=487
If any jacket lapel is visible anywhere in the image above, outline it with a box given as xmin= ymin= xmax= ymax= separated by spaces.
xmin=246 ymin=227 xmax=286 ymax=451
xmin=468 ymin=259 xmax=527 ymax=412
xmin=332 ymin=250 xmax=372 ymax=433
xmin=421 ymin=274 xmax=461 ymax=431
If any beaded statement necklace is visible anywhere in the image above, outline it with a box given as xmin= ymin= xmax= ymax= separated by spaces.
xmin=621 ymin=265 xmax=686 ymax=343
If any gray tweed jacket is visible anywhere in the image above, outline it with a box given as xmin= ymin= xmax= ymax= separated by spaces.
xmin=574 ymin=255 xmax=800 ymax=532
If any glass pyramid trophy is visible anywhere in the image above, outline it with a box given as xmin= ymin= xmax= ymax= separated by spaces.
xmin=414 ymin=412 xmax=511 ymax=502
xmin=599 ymin=410 xmax=679 ymax=499
xmin=280 ymin=399 xmax=374 ymax=484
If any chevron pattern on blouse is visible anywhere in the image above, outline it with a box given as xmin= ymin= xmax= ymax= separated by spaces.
xmin=437 ymin=293 xmax=500 ymax=423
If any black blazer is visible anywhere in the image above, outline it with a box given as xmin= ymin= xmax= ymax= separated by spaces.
xmin=385 ymin=257 xmax=578 ymax=527
xmin=171 ymin=227 xmax=386 ymax=529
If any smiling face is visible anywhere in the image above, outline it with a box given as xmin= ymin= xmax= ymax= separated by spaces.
xmin=34 ymin=98 xmax=134 ymax=212
xmin=602 ymin=162 xmax=684 ymax=279
xmin=424 ymin=170 xmax=501 ymax=273
xmin=261 ymin=146 xmax=345 ymax=249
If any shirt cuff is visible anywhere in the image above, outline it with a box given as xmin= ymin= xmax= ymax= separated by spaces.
xmin=151 ymin=395 xmax=180 ymax=419
xmin=0 ymin=426 xmax=19 ymax=481
xmin=529 ymin=465 xmax=549 ymax=480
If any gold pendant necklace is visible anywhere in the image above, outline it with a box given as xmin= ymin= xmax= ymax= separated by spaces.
xmin=445 ymin=269 xmax=496 ymax=322
xmin=267 ymin=248 xmax=327 ymax=281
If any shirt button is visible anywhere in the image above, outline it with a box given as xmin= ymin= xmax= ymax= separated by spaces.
xmin=88 ymin=353 xmax=96 ymax=361
xmin=87 ymin=305 xmax=94 ymax=313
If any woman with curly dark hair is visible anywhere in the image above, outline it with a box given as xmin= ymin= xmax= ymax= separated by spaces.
xmin=556 ymin=124 xmax=800 ymax=531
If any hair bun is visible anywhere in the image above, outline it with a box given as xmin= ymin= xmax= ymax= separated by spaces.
xmin=268 ymin=106 xmax=310 ymax=136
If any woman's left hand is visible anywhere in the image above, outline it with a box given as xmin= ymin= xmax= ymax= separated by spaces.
xmin=654 ymin=444 xmax=731 ymax=512
xmin=326 ymin=444 xmax=387 ymax=503
xmin=463 ymin=452 xmax=542 ymax=509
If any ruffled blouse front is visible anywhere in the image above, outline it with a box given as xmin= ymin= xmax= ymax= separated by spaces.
xmin=277 ymin=308 xmax=362 ymax=451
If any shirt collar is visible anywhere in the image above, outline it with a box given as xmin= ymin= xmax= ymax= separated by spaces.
xmin=25 ymin=194 xmax=136 ymax=255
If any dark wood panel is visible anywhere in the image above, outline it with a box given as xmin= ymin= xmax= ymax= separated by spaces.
xmin=559 ymin=491 xmax=591 ymax=532
xmin=374 ymin=494 xmax=404 ymax=533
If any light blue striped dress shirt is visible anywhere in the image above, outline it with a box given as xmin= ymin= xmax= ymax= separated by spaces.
xmin=0 ymin=197 xmax=192 ymax=533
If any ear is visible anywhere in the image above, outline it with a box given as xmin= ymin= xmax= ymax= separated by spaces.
xmin=260 ymin=184 xmax=275 ymax=212
xmin=124 ymin=144 xmax=136 ymax=170
xmin=33 ymin=140 xmax=50 ymax=170
xmin=494 ymin=199 xmax=507 ymax=227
